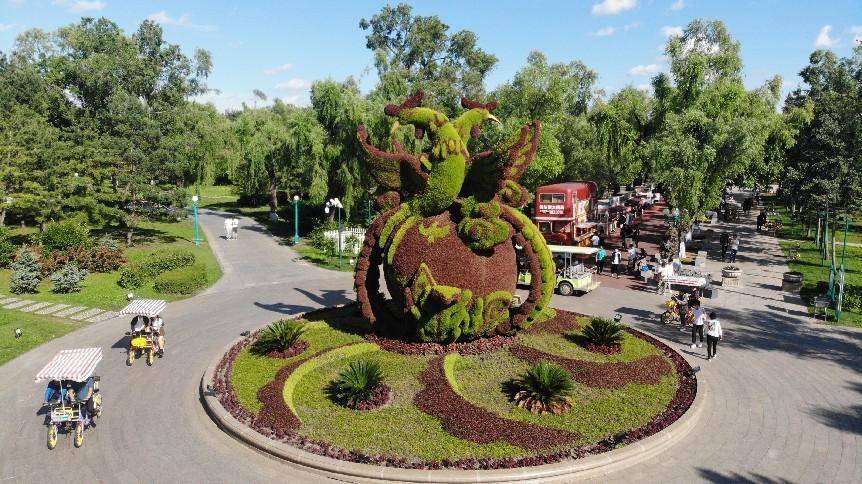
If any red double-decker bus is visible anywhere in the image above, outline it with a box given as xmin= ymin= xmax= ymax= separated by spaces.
xmin=533 ymin=182 xmax=599 ymax=246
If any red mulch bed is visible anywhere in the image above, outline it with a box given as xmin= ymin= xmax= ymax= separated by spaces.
xmin=365 ymin=332 xmax=517 ymax=355
xmin=509 ymin=344 xmax=671 ymax=389
xmin=347 ymin=384 xmax=393 ymax=411
xmin=211 ymin=309 xmax=697 ymax=470
xmin=524 ymin=309 xmax=584 ymax=334
xmin=583 ymin=342 xmax=622 ymax=355
xmin=414 ymin=355 xmax=578 ymax=451
xmin=265 ymin=339 xmax=309 ymax=359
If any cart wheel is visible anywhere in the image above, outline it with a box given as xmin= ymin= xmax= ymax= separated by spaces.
xmin=127 ymin=351 xmax=134 ymax=366
xmin=74 ymin=422 xmax=84 ymax=448
xmin=47 ymin=425 xmax=57 ymax=450
xmin=93 ymin=394 xmax=102 ymax=418
xmin=146 ymin=349 xmax=154 ymax=366
xmin=557 ymin=281 xmax=574 ymax=297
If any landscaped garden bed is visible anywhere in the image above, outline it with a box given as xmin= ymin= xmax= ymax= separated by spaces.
xmin=213 ymin=304 xmax=696 ymax=470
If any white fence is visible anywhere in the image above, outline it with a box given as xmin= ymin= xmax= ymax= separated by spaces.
xmin=324 ymin=228 xmax=366 ymax=254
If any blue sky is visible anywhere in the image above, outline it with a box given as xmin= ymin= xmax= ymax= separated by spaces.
xmin=2 ymin=0 xmax=860 ymax=111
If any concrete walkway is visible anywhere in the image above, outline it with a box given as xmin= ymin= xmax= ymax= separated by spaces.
xmin=0 ymin=202 xmax=859 ymax=483
xmin=0 ymin=296 xmax=119 ymax=322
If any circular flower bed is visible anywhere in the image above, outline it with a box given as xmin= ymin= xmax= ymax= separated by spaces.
xmin=213 ymin=304 xmax=696 ymax=470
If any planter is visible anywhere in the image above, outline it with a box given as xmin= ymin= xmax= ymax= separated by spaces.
xmin=781 ymin=271 xmax=804 ymax=293
xmin=721 ymin=266 xmax=741 ymax=288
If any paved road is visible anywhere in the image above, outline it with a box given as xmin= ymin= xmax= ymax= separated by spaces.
xmin=0 ymin=204 xmax=859 ymax=483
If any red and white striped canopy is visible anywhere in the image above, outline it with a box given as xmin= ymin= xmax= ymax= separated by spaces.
xmin=35 ymin=347 xmax=102 ymax=382
xmin=119 ymin=299 xmax=167 ymax=318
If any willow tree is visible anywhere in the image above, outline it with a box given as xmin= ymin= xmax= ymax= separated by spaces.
xmin=589 ymin=86 xmax=650 ymax=194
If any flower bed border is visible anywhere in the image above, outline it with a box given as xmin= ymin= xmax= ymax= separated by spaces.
xmin=203 ymin=307 xmax=701 ymax=479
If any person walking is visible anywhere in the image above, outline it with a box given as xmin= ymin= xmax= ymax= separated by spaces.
xmin=231 ymin=217 xmax=240 ymax=240
xmin=596 ymin=246 xmax=607 ymax=274
xmin=756 ymin=211 xmax=767 ymax=231
xmin=632 ymin=224 xmax=640 ymax=248
xmin=720 ymin=232 xmax=729 ymax=261
xmin=611 ymin=248 xmax=622 ymax=279
xmin=728 ymin=235 xmax=739 ymax=263
xmin=224 ymin=218 xmax=233 ymax=240
xmin=690 ymin=302 xmax=706 ymax=348
xmin=705 ymin=311 xmax=723 ymax=360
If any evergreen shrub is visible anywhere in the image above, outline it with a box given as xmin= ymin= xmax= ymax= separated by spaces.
xmin=0 ymin=226 xmax=13 ymax=268
xmin=50 ymin=263 xmax=89 ymax=293
xmin=39 ymin=219 xmax=93 ymax=253
xmin=152 ymin=263 xmax=207 ymax=294
xmin=10 ymin=248 xmax=42 ymax=294
xmin=118 ymin=249 xmax=195 ymax=289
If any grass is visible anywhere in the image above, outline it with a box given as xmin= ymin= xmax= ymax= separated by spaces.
xmin=0 ymin=309 xmax=86 ymax=366
xmin=229 ymin=306 xmax=682 ymax=461
xmin=0 ymin=218 xmax=222 ymax=311
xmin=766 ymin=196 xmax=862 ymax=328
xmin=292 ymin=242 xmax=356 ymax=273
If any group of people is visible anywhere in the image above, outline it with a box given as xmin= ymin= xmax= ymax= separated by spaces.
xmin=719 ymin=232 xmax=740 ymax=263
xmin=223 ymin=217 xmax=241 ymax=240
xmin=130 ymin=314 xmax=166 ymax=357
xmin=672 ymin=290 xmax=724 ymax=361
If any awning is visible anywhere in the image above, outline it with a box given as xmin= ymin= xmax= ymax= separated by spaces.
xmin=547 ymin=245 xmax=600 ymax=256
xmin=35 ymin=347 xmax=102 ymax=382
xmin=119 ymin=299 xmax=167 ymax=317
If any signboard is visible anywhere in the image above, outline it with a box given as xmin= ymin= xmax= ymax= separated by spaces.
xmin=538 ymin=203 xmax=565 ymax=215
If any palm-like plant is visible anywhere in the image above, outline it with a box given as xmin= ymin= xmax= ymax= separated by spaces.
xmin=582 ymin=317 xmax=625 ymax=346
xmin=331 ymin=360 xmax=383 ymax=408
xmin=250 ymin=320 xmax=306 ymax=355
xmin=513 ymin=362 xmax=574 ymax=415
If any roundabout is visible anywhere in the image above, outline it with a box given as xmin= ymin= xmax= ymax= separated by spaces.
xmin=204 ymin=305 xmax=703 ymax=482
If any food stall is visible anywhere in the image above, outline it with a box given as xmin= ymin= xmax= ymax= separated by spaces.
xmin=533 ymin=182 xmax=598 ymax=246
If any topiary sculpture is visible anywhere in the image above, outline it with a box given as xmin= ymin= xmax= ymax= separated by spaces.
xmin=355 ymin=91 xmax=556 ymax=343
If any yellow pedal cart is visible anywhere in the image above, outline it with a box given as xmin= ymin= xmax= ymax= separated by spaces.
xmin=119 ymin=299 xmax=167 ymax=367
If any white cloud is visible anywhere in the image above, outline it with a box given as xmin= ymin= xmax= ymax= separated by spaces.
xmin=849 ymin=25 xmax=862 ymax=44
xmin=624 ymin=22 xmax=640 ymax=31
xmin=662 ymin=25 xmax=683 ymax=37
xmin=147 ymin=11 xmax=216 ymax=32
xmin=636 ymin=83 xmax=652 ymax=92
xmin=592 ymin=0 xmax=637 ymax=16
xmin=280 ymin=95 xmax=303 ymax=106
xmin=0 ymin=23 xmax=22 ymax=31
xmin=70 ymin=0 xmax=106 ymax=12
xmin=628 ymin=63 xmax=660 ymax=76
xmin=263 ymin=63 xmax=293 ymax=75
xmin=275 ymin=78 xmax=311 ymax=90
xmin=670 ymin=0 xmax=685 ymax=10
xmin=593 ymin=26 xmax=616 ymax=37
xmin=814 ymin=25 xmax=838 ymax=48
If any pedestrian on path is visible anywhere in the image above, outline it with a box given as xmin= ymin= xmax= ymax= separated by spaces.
xmin=611 ymin=248 xmax=622 ymax=279
xmin=690 ymin=302 xmax=706 ymax=347
xmin=728 ymin=235 xmax=739 ymax=263
xmin=231 ymin=217 xmax=240 ymax=240
xmin=706 ymin=311 xmax=723 ymax=360
xmin=596 ymin=246 xmax=607 ymax=274
xmin=224 ymin=218 xmax=233 ymax=240
xmin=720 ymin=232 xmax=729 ymax=261
xmin=756 ymin=211 xmax=767 ymax=231
xmin=632 ymin=224 xmax=640 ymax=247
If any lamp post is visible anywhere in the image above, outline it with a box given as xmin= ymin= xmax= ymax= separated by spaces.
xmin=191 ymin=195 xmax=201 ymax=246
xmin=293 ymin=195 xmax=300 ymax=245
xmin=325 ymin=198 xmax=344 ymax=267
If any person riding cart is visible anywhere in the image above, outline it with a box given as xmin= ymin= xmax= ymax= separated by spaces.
xmin=36 ymin=347 xmax=103 ymax=449
xmin=119 ymin=299 xmax=167 ymax=366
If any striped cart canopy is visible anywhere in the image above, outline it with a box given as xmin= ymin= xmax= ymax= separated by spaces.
xmin=119 ymin=299 xmax=167 ymax=318
xmin=35 ymin=347 xmax=102 ymax=382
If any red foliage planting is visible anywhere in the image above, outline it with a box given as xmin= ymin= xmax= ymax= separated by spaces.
xmin=524 ymin=310 xmax=584 ymax=334
xmin=349 ymin=384 xmax=392 ymax=411
xmin=265 ymin=340 xmax=309 ymax=359
xmin=414 ymin=355 xmax=578 ymax=451
xmin=584 ymin=343 xmax=622 ymax=355
xmin=365 ymin=332 xmax=517 ymax=356
xmin=509 ymin=345 xmax=671 ymax=389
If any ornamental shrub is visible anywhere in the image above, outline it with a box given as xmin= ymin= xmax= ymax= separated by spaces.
xmin=329 ymin=359 xmax=383 ymax=408
xmin=118 ymin=264 xmax=147 ymax=289
xmin=250 ymin=320 xmax=307 ymax=355
xmin=152 ymin=263 xmax=207 ymax=294
xmin=582 ymin=317 xmax=625 ymax=346
xmin=843 ymin=285 xmax=861 ymax=312
xmin=309 ymin=220 xmax=337 ymax=252
xmin=40 ymin=251 xmax=71 ymax=277
xmin=83 ymin=246 xmax=127 ymax=273
xmin=10 ymin=248 xmax=42 ymax=294
xmin=50 ymin=263 xmax=89 ymax=293
xmin=512 ymin=361 xmax=574 ymax=415
xmin=118 ymin=249 xmax=195 ymax=289
xmin=39 ymin=219 xmax=93 ymax=253
xmin=0 ymin=226 xmax=13 ymax=268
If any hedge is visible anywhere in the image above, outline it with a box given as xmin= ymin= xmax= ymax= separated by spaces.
xmin=118 ymin=249 xmax=196 ymax=289
xmin=153 ymin=263 xmax=207 ymax=294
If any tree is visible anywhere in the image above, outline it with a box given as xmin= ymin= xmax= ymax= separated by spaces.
xmin=588 ymin=86 xmax=650 ymax=194
xmin=360 ymin=3 xmax=497 ymax=115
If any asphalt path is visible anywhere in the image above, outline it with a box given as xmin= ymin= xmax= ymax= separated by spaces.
xmin=0 ymin=205 xmax=859 ymax=483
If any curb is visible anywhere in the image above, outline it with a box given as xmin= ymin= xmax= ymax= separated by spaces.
xmin=200 ymin=328 xmax=706 ymax=483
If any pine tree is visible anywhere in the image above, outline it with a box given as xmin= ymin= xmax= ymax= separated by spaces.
xmin=10 ymin=248 xmax=41 ymax=294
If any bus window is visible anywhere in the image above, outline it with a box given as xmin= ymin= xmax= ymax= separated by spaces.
xmin=539 ymin=222 xmax=551 ymax=233
xmin=553 ymin=221 xmax=571 ymax=233
xmin=539 ymin=193 xmax=565 ymax=204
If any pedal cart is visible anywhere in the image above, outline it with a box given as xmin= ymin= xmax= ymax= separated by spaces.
xmin=36 ymin=347 xmax=103 ymax=449
xmin=119 ymin=298 xmax=167 ymax=367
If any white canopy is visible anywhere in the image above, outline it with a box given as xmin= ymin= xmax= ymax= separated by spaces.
xmin=35 ymin=347 xmax=102 ymax=382
xmin=119 ymin=299 xmax=167 ymax=317
xmin=547 ymin=245 xmax=600 ymax=256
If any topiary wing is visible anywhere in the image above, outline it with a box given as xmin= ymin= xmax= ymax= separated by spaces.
xmin=357 ymin=124 xmax=428 ymax=193
xmin=463 ymin=120 xmax=541 ymax=205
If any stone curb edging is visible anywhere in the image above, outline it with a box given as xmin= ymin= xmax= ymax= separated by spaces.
xmin=200 ymin=325 xmax=705 ymax=483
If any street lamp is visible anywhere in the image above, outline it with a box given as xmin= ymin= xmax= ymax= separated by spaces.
xmin=325 ymin=197 xmax=344 ymax=267
xmin=191 ymin=195 xmax=201 ymax=246
xmin=293 ymin=195 xmax=300 ymax=245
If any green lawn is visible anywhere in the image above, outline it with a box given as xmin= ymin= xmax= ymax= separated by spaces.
xmin=0 ymin=217 xmax=222 ymax=311
xmin=767 ymin=196 xmax=862 ymax=327
xmin=0 ymin=309 xmax=86 ymax=366
xmin=292 ymin=242 xmax=356 ymax=273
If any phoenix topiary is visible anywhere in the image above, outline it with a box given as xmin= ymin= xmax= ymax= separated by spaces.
xmin=583 ymin=317 xmax=625 ymax=347
xmin=250 ymin=320 xmax=307 ymax=356
xmin=512 ymin=361 xmax=574 ymax=415
xmin=355 ymin=91 xmax=556 ymax=343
